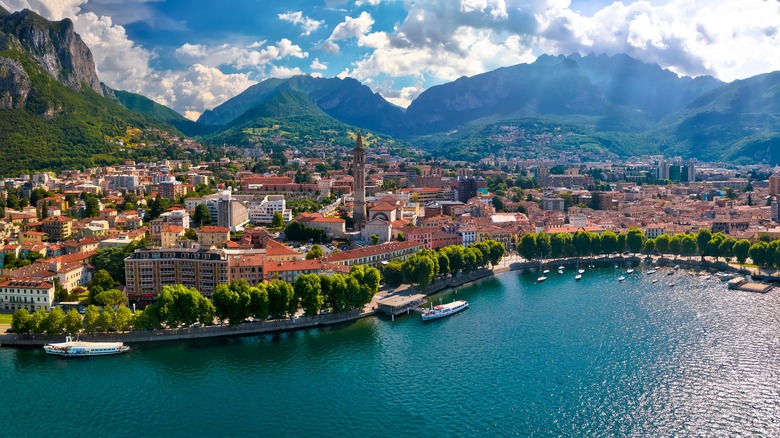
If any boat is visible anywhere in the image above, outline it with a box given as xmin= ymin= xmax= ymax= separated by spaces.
xmin=667 ymin=270 xmax=675 ymax=275
xmin=575 ymin=273 xmax=582 ymax=281
xmin=674 ymin=265 xmax=680 ymax=270
xmin=558 ymin=267 xmax=564 ymax=274
xmin=537 ymin=275 xmax=548 ymax=283
xmin=618 ymin=276 xmax=626 ymax=282
xmin=542 ymin=269 xmax=550 ymax=275
xmin=44 ymin=336 xmax=129 ymax=357
xmin=652 ymin=279 xmax=658 ymax=284
xmin=669 ymin=282 xmax=676 ymax=287
xmin=421 ymin=300 xmax=469 ymax=321
xmin=647 ymin=269 xmax=657 ymax=275
xmin=719 ymin=273 xmax=735 ymax=282
xmin=626 ymin=268 xmax=634 ymax=274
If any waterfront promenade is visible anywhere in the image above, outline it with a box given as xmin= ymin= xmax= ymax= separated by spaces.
xmin=0 ymin=253 xmax=754 ymax=347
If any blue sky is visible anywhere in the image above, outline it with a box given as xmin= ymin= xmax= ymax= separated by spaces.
xmin=2 ymin=0 xmax=779 ymax=120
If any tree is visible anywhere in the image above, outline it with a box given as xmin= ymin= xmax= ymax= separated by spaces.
xmin=550 ymin=233 xmax=566 ymax=258
xmin=11 ymin=308 xmax=33 ymax=334
xmin=492 ymin=196 xmax=505 ymax=212
xmin=306 ymin=245 xmax=324 ymax=260
xmin=184 ymin=228 xmax=198 ymax=240
xmin=329 ymin=274 xmax=350 ymax=312
xmin=212 ymin=283 xmax=245 ymax=325
xmin=43 ymin=307 xmax=66 ymax=335
xmin=402 ymin=253 xmax=436 ymax=288
xmin=267 ymin=280 xmax=296 ymax=319
xmin=248 ymin=286 xmax=269 ymax=321
xmin=96 ymin=306 xmax=115 ymax=332
xmin=600 ymin=231 xmax=618 ymax=255
xmin=64 ymin=309 xmax=82 ymax=334
xmin=669 ymin=234 xmax=682 ymax=257
xmin=155 ymin=284 xmax=213 ymax=327
xmin=642 ymin=238 xmax=656 ymax=255
xmin=271 ymin=211 xmax=285 ymax=228
xmin=626 ymin=228 xmax=646 ymax=254
xmin=83 ymin=305 xmax=100 ymax=334
xmin=30 ymin=309 xmax=48 ymax=334
xmin=616 ymin=233 xmax=627 ymax=253
xmin=92 ymin=269 xmax=117 ymax=291
xmin=371 ymin=234 xmax=380 ymax=245
xmin=114 ymin=306 xmax=134 ymax=331
xmin=91 ymin=247 xmax=128 ymax=284
xmin=396 ymin=232 xmax=405 ymax=242
xmin=94 ymin=289 xmax=127 ymax=307
xmin=536 ymin=232 xmax=551 ymax=259
xmin=696 ymin=228 xmax=713 ymax=259
xmin=437 ymin=251 xmax=450 ymax=276
xmin=193 ymin=203 xmax=211 ymax=227
xmin=295 ymin=274 xmax=324 ymax=316
xmin=84 ymin=195 xmax=100 ymax=218
xmin=518 ymin=233 xmax=537 ymax=260
xmin=749 ymin=242 xmax=768 ymax=270
xmin=382 ymin=261 xmax=404 ymax=287
xmin=733 ymin=239 xmax=751 ymax=267
xmin=681 ymin=234 xmax=698 ymax=258
xmin=655 ymin=234 xmax=671 ymax=258
xmin=350 ymin=265 xmax=381 ymax=307
xmin=573 ymin=231 xmax=592 ymax=257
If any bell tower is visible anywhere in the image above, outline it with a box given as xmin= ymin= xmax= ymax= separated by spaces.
xmin=352 ymin=131 xmax=367 ymax=229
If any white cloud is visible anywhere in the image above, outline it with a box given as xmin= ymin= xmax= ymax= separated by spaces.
xmin=269 ymin=65 xmax=305 ymax=78
xmin=310 ymin=58 xmax=328 ymax=70
xmin=174 ymin=39 xmax=307 ymax=71
xmin=321 ymin=11 xmax=374 ymax=53
xmin=354 ymin=0 xmax=380 ymax=6
xmin=278 ymin=11 xmax=324 ymax=36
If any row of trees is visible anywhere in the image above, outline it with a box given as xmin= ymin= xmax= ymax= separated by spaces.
xmin=383 ymin=240 xmax=506 ymax=288
xmin=11 ymin=305 xmax=135 ymax=335
xmin=515 ymin=228 xmax=758 ymax=267
xmin=284 ymin=220 xmax=327 ymax=242
xmin=212 ymin=265 xmax=381 ymax=325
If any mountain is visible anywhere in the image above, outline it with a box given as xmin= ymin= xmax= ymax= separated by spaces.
xmin=198 ymin=75 xmax=405 ymax=134
xmin=112 ymin=89 xmax=215 ymax=136
xmin=205 ymin=89 xmax=381 ymax=150
xmin=402 ymin=53 xmax=723 ymax=136
xmin=0 ymin=8 xmax=176 ymax=175
xmin=651 ymin=71 xmax=780 ymax=163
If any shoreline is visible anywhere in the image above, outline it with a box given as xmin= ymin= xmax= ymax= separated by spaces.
xmin=0 ymin=254 xmax=755 ymax=348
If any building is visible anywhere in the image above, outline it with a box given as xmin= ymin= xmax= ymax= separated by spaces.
xmin=198 ymin=226 xmax=231 ymax=248
xmin=770 ymin=175 xmax=780 ymax=196
xmin=263 ymin=259 xmax=325 ymax=283
xmin=456 ymin=176 xmax=478 ymax=203
xmin=228 ymin=254 xmax=265 ymax=285
xmin=0 ymin=278 xmax=55 ymax=311
xmin=41 ymin=215 xmax=72 ymax=241
xmin=124 ymin=249 xmax=229 ymax=301
xmin=160 ymin=225 xmax=185 ymax=248
xmin=248 ymin=195 xmax=292 ymax=224
xmin=299 ymin=216 xmax=346 ymax=238
xmin=541 ymin=197 xmax=565 ymax=212
xmin=216 ymin=189 xmax=249 ymax=231
xmin=352 ymin=131 xmax=367 ymax=229
xmin=322 ymin=241 xmax=423 ymax=268
xmin=159 ymin=180 xmax=184 ymax=200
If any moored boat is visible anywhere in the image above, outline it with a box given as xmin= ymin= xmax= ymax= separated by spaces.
xmin=575 ymin=273 xmax=582 ymax=281
xmin=618 ymin=276 xmax=626 ymax=282
xmin=44 ymin=336 xmax=129 ymax=357
xmin=626 ymin=268 xmax=634 ymax=274
xmin=421 ymin=300 xmax=469 ymax=321
xmin=647 ymin=269 xmax=657 ymax=275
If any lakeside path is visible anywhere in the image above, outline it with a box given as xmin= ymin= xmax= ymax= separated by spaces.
xmin=0 ymin=253 xmax=753 ymax=347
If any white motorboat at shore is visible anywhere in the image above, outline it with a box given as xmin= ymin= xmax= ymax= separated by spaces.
xmin=421 ymin=300 xmax=469 ymax=321
xmin=44 ymin=336 xmax=129 ymax=357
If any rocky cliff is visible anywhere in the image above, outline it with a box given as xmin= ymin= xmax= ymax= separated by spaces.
xmin=0 ymin=8 xmax=104 ymax=100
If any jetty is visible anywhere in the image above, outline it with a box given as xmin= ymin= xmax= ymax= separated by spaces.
xmin=376 ymin=293 xmax=427 ymax=318
xmin=727 ymin=277 xmax=774 ymax=293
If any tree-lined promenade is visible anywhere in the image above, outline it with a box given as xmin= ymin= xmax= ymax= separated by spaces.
xmin=514 ymin=227 xmax=765 ymax=269
xmin=9 ymin=266 xmax=381 ymax=335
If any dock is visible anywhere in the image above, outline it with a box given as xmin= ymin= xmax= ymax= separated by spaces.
xmin=376 ymin=293 xmax=427 ymax=318
xmin=728 ymin=277 xmax=774 ymax=293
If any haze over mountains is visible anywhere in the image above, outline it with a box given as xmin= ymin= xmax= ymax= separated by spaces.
xmin=2 ymin=7 xmax=780 ymax=172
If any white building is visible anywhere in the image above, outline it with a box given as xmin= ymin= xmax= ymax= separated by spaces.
xmin=248 ymin=195 xmax=292 ymax=224
xmin=0 ymin=278 xmax=55 ymax=311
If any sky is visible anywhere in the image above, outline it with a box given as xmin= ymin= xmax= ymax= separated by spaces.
xmin=1 ymin=0 xmax=780 ymax=121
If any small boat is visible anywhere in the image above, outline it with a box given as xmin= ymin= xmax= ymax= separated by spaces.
xmin=667 ymin=270 xmax=675 ymax=276
xmin=542 ymin=269 xmax=550 ymax=274
xmin=674 ymin=265 xmax=680 ymax=270
xmin=575 ymin=274 xmax=582 ymax=281
xmin=618 ymin=276 xmax=626 ymax=282
xmin=647 ymin=269 xmax=657 ymax=275
xmin=44 ymin=336 xmax=129 ymax=357
xmin=669 ymin=283 xmax=676 ymax=287
xmin=652 ymin=279 xmax=658 ymax=284
xmin=719 ymin=273 xmax=735 ymax=281
xmin=626 ymin=268 xmax=634 ymax=274
xmin=537 ymin=275 xmax=548 ymax=283
xmin=558 ymin=266 xmax=564 ymax=273
xmin=614 ymin=264 xmax=619 ymax=269
xmin=578 ymin=269 xmax=585 ymax=274
xmin=422 ymin=300 xmax=469 ymax=321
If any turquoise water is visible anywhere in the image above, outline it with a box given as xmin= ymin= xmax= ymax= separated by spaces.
xmin=3 ymin=267 xmax=780 ymax=437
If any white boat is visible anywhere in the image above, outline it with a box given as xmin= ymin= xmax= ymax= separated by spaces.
xmin=542 ymin=269 xmax=550 ymax=274
xmin=646 ymin=269 xmax=657 ymax=275
xmin=537 ymin=275 xmax=548 ymax=283
xmin=575 ymin=274 xmax=582 ymax=281
xmin=578 ymin=269 xmax=585 ymax=274
xmin=44 ymin=336 xmax=129 ymax=357
xmin=719 ymin=273 xmax=735 ymax=281
xmin=618 ymin=276 xmax=626 ymax=282
xmin=421 ymin=300 xmax=469 ymax=321
xmin=652 ymin=279 xmax=658 ymax=284
xmin=669 ymin=282 xmax=676 ymax=287
xmin=626 ymin=268 xmax=634 ymax=274
xmin=558 ymin=267 xmax=564 ymax=274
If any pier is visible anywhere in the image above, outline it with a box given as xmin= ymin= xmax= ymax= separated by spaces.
xmin=728 ymin=277 xmax=774 ymax=293
xmin=376 ymin=293 xmax=427 ymax=318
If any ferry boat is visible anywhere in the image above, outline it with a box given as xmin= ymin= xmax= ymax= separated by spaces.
xmin=421 ymin=300 xmax=469 ymax=321
xmin=44 ymin=336 xmax=130 ymax=357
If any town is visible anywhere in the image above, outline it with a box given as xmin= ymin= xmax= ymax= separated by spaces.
xmin=0 ymin=128 xmax=777 ymax=322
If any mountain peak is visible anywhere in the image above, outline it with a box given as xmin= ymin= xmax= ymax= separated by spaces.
xmin=0 ymin=8 xmax=104 ymax=96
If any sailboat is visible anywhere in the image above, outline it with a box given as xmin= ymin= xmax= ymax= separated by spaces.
xmin=537 ymin=261 xmax=547 ymax=282
xmin=577 ymin=258 xmax=585 ymax=275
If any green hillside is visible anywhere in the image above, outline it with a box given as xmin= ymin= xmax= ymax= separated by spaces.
xmin=113 ymin=89 xmax=215 ymax=136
